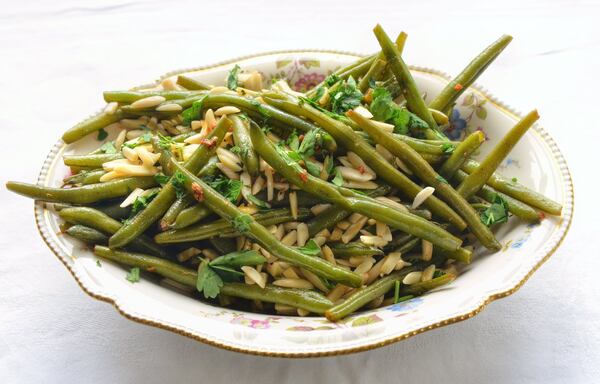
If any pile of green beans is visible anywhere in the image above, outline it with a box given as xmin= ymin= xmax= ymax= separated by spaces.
xmin=6 ymin=24 xmax=563 ymax=321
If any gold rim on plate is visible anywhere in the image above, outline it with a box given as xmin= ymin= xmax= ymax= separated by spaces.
xmin=33 ymin=50 xmax=574 ymax=357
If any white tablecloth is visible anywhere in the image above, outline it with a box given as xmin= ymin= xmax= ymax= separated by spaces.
xmin=1 ymin=1 xmax=598 ymax=382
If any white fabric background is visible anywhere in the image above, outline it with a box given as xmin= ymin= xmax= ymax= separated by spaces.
xmin=1 ymin=0 xmax=598 ymax=383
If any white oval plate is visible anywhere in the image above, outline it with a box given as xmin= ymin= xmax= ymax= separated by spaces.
xmin=34 ymin=50 xmax=573 ymax=357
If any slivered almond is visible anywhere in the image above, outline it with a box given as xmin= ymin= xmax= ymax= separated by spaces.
xmin=104 ymin=102 xmax=118 ymax=115
xmin=241 ymin=266 xmax=266 ymax=288
xmin=281 ymin=230 xmax=297 ymax=246
xmin=273 ymin=278 xmax=314 ymax=289
xmin=130 ymin=96 xmax=165 ymax=109
xmin=422 ymin=240 xmax=433 ymax=261
xmin=402 ymin=271 xmax=423 ymax=285
xmin=156 ymin=103 xmax=182 ymax=112
xmin=342 ymin=180 xmax=378 ymax=189
xmin=216 ymin=163 xmax=240 ymax=180
xmin=412 ymin=186 xmax=435 ymax=209
xmin=421 ymin=265 xmax=436 ymax=282
xmin=380 ymin=253 xmax=402 ymax=276
xmin=121 ymin=146 xmax=139 ymax=163
xmin=342 ymin=216 xmax=368 ymax=244
xmin=296 ymin=223 xmax=309 ymax=247
xmin=353 ymin=105 xmax=373 ymax=119
xmin=336 ymin=166 xmax=374 ymax=182
xmin=120 ymin=188 xmax=144 ymax=208
xmin=214 ymin=106 xmax=241 ymax=116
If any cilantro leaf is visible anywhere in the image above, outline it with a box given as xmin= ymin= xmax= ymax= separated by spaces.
xmin=232 ymin=214 xmax=252 ymax=233
xmin=210 ymin=265 xmax=244 ymax=282
xmin=298 ymin=129 xmax=321 ymax=158
xmin=158 ymin=133 xmax=175 ymax=150
xmin=154 ymin=173 xmax=170 ymax=186
xmin=370 ymin=87 xmax=430 ymax=134
xmin=332 ymin=168 xmax=344 ymax=186
xmin=171 ymin=171 xmax=188 ymax=199
xmin=441 ymin=143 xmax=455 ymax=154
xmin=196 ymin=260 xmax=223 ymax=299
xmin=182 ymin=96 xmax=207 ymax=126
xmin=286 ymin=131 xmax=300 ymax=151
xmin=130 ymin=190 xmax=159 ymax=216
xmin=100 ymin=141 xmax=117 ymax=154
xmin=126 ymin=267 xmax=140 ymax=283
xmin=305 ymin=160 xmax=321 ymax=177
xmin=297 ymin=239 xmax=321 ymax=256
xmin=329 ymin=76 xmax=363 ymax=115
xmin=324 ymin=74 xmax=341 ymax=87
xmin=202 ymin=175 xmax=242 ymax=203
xmin=226 ymin=65 xmax=241 ymax=90
xmin=97 ymin=128 xmax=108 ymax=141
xmin=96 ymin=260 xmax=102 ymax=267
xmin=480 ymin=193 xmax=510 ymax=227
xmin=246 ymin=193 xmax=271 ymax=209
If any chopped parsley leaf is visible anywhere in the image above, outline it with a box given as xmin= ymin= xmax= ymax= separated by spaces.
xmin=441 ymin=143 xmax=455 ymax=154
xmin=96 ymin=260 xmax=102 ymax=267
xmin=126 ymin=267 xmax=140 ymax=283
xmin=297 ymin=239 xmax=321 ymax=256
xmin=370 ymin=87 xmax=429 ymax=134
xmin=154 ymin=173 xmax=170 ymax=186
xmin=304 ymin=160 xmax=321 ymax=177
xmin=196 ymin=260 xmax=223 ymax=299
xmin=97 ymin=128 xmax=108 ymax=141
xmin=100 ymin=141 xmax=117 ymax=154
xmin=329 ymin=76 xmax=363 ymax=115
xmin=171 ymin=171 xmax=188 ymax=199
xmin=480 ymin=193 xmax=509 ymax=227
xmin=130 ymin=190 xmax=159 ymax=216
xmin=181 ymin=96 xmax=207 ymax=126
xmin=246 ymin=194 xmax=271 ymax=209
xmin=332 ymin=168 xmax=344 ymax=186
xmin=226 ymin=65 xmax=241 ymax=90
xmin=202 ymin=175 xmax=242 ymax=203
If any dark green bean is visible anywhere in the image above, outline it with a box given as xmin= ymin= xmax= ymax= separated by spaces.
xmin=160 ymin=195 xmax=194 ymax=230
xmin=325 ymin=268 xmax=416 ymax=321
xmin=249 ymin=121 xmax=463 ymax=251
xmin=328 ymin=242 xmax=384 ymax=258
xmin=349 ymin=111 xmax=500 ymax=250
xmin=6 ymin=177 xmax=157 ymax=204
xmin=62 ymin=111 xmax=123 ymax=144
xmin=63 ymin=169 xmax=107 ymax=185
xmin=156 ymin=208 xmax=311 ymax=244
xmin=63 ymin=153 xmax=122 ymax=168
xmin=108 ymin=117 xmax=230 ymax=249
xmin=169 ymin=160 xmax=363 ymax=287
xmin=401 ymin=271 xmax=456 ymax=295
xmin=59 ymin=207 xmax=167 ymax=257
xmin=438 ymin=131 xmax=485 ymax=179
xmin=66 ymin=225 xmax=109 ymax=244
xmin=261 ymin=94 xmax=466 ymax=230
xmin=358 ymin=59 xmax=387 ymax=93
xmin=172 ymin=204 xmax=213 ymax=229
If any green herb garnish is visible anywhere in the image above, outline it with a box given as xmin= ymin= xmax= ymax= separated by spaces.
xmin=154 ymin=173 xmax=170 ymax=186
xmin=226 ymin=65 xmax=241 ymax=90
xmin=370 ymin=87 xmax=429 ymax=134
xmin=332 ymin=168 xmax=344 ymax=186
xmin=203 ymin=175 xmax=242 ymax=203
xmin=181 ymin=96 xmax=207 ymax=126
xmin=100 ymin=141 xmax=117 ymax=154
xmin=171 ymin=171 xmax=188 ymax=199
xmin=196 ymin=260 xmax=223 ymax=299
xmin=126 ymin=267 xmax=140 ymax=283
xmin=97 ymin=128 xmax=108 ymax=141
xmin=480 ymin=193 xmax=509 ymax=226
xmin=297 ymin=239 xmax=321 ymax=256
xmin=329 ymin=76 xmax=363 ymax=115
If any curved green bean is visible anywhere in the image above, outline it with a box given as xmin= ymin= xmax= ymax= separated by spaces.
xmin=429 ymin=35 xmax=513 ymax=112
xmin=64 ymin=169 xmax=107 ymax=186
xmin=457 ymin=110 xmax=539 ymax=199
xmin=172 ymin=203 xmax=213 ymax=229
xmin=249 ymin=121 xmax=463 ymax=251
xmin=108 ymin=117 xmax=230 ymax=249
xmin=66 ymin=224 xmax=109 ymax=244
xmin=349 ymin=111 xmax=500 ymax=250
xmin=401 ymin=272 xmax=456 ymax=295
xmin=169 ymin=160 xmax=363 ymax=287
xmin=6 ymin=177 xmax=157 ymax=204
xmin=160 ymin=195 xmax=194 ymax=230
xmin=59 ymin=207 xmax=167 ymax=257
xmin=176 ymin=75 xmax=211 ymax=90
xmin=261 ymin=94 xmax=466 ymax=230
xmin=358 ymin=58 xmax=387 ymax=93
xmin=63 ymin=153 xmax=122 ymax=168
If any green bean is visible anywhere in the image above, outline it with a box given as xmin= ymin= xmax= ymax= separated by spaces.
xmin=396 ymin=236 xmax=420 ymax=255
xmin=249 ymin=121 xmax=463 ymax=251
xmin=429 ymin=35 xmax=513 ymax=112
xmin=94 ymin=245 xmax=197 ymax=286
xmin=454 ymin=170 xmax=542 ymax=222
xmin=349 ymin=111 xmax=500 ymax=250
xmin=306 ymin=185 xmax=391 ymax=236
xmin=59 ymin=207 xmax=167 ymax=257
xmin=262 ymin=189 xmax=325 ymax=209
xmin=156 ymin=208 xmax=311 ymax=244
xmin=108 ymin=117 xmax=230 ymax=249
xmin=373 ymin=24 xmax=444 ymax=140
xmin=328 ymin=242 xmax=384 ymax=258
xmin=63 ymin=153 xmax=122 ymax=168
xmin=261 ymin=94 xmax=466 ymax=230
xmin=172 ymin=203 xmax=213 ymax=229
xmin=210 ymin=250 xmax=266 ymax=267
xmin=91 ymin=199 xmax=131 ymax=220
xmin=325 ymin=268 xmax=416 ymax=321
xmin=306 ymin=55 xmax=376 ymax=98
xmin=176 ymin=75 xmax=211 ymax=90
xmin=6 ymin=176 xmax=157 ymax=204
xmin=63 ymin=169 xmax=107 ymax=185
xmin=457 ymin=110 xmax=539 ymax=199
xmin=169 ymin=160 xmax=363 ymax=287
xmin=220 ymin=283 xmax=333 ymax=314
xmin=384 ymin=232 xmax=414 ymax=251
xmin=103 ymin=90 xmax=201 ymax=103
xmin=152 ymin=93 xmax=338 ymax=153
xmin=429 ymin=108 xmax=450 ymax=125
xmin=433 ymin=244 xmax=472 ymax=264
xmin=461 ymin=160 xmax=561 ymax=215
xmin=230 ymin=115 xmax=260 ymax=176
xmin=160 ymin=195 xmax=194 ymax=230
xmin=66 ymin=224 xmax=109 ymax=244
xmin=62 ymin=111 xmax=123 ymax=144
xmin=358 ymin=59 xmax=387 ymax=93
xmin=438 ymin=131 xmax=485 ymax=179
xmin=401 ymin=272 xmax=456 ymax=295
xmin=356 ymin=131 xmax=458 ymax=154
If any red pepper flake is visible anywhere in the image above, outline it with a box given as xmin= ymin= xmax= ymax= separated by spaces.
xmin=299 ymin=134 xmax=305 ymax=142
xmin=199 ymin=137 xmax=217 ymax=149
xmin=191 ymin=183 xmax=205 ymax=201
xmin=299 ymin=171 xmax=308 ymax=183
xmin=357 ymin=165 xmax=365 ymax=174
xmin=538 ymin=211 xmax=546 ymax=221
xmin=147 ymin=266 xmax=156 ymax=272
xmin=454 ymin=83 xmax=463 ymax=91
